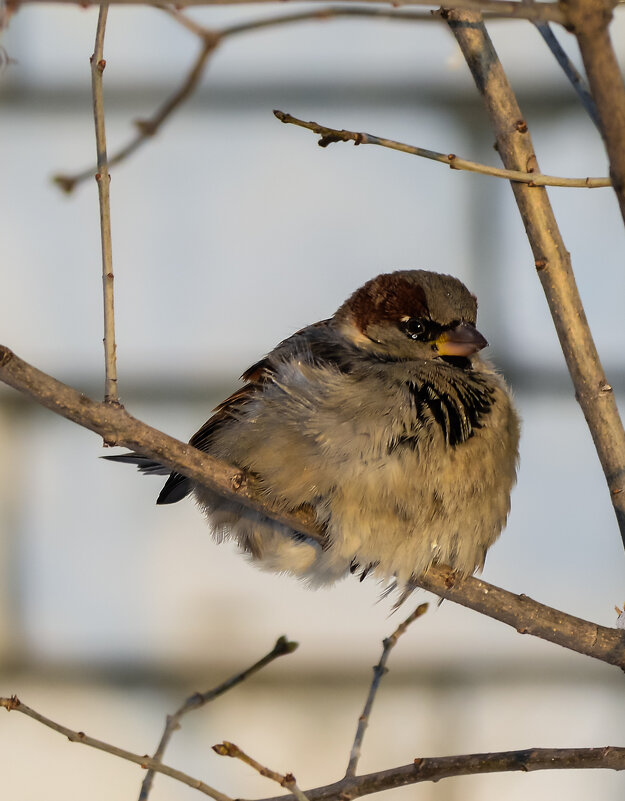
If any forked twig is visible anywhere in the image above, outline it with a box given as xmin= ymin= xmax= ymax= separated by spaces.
xmin=56 ymin=33 xmax=218 ymax=192
xmin=139 ymin=636 xmax=298 ymax=801
xmin=53 ymin=2 xmax=564 ymax=192
xmin=346 ymin=603 xmax=428 ymax=778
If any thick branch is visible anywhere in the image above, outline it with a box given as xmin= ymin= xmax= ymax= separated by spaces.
xmin=257 ymin=746 xmax=625 ymax=801
xmin=560 ymin=0 xmax=625 ymax=222
xmin=1 ymin=344 xmax=625 ymax=669
xmin=274 ymin=110 xmax=610 ymax=188
xmin=0 ymin=344 xmax=323 ymax=544
xmin=444 ymin=9 xmax=625 ymax=550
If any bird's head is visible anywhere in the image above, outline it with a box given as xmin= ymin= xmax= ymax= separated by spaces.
xmin=334 ymin=270 xmax=488 ymax=363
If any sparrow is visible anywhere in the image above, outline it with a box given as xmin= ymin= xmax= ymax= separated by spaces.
xmin=108 ymin=270 xmax=520 ymax=591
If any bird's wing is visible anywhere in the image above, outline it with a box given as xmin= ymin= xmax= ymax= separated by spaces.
xmin=158 ymin=319 xmax=338 ymax=504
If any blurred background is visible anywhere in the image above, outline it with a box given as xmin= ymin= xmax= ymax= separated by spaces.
xmin=1 ymin=4 xmax=625 ymax=799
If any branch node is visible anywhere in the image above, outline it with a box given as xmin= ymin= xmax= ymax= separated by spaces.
xmin=52 ymin=174 xmax=77 ymax=194
xmin=2 ymin=694 xmax=20 ymax=711
xmin=231 ymin=471 xmax=246 ymax=491
xmin=0 ymin=346 xmax=14 ymax=367
xmin=274 ymin=635 xmax=299 ymax=655
xmin=318 ymin=133 xmax=343 ymax=148
xmin=212 ymin=741 xmax=234 ymax=757
xmin=535 ymin=259 xmax=548 ymax=271
xmin=135 ymin=118 xmax=158 ymax=137
xmin=515 ymin=118 xmax=528 ymax=133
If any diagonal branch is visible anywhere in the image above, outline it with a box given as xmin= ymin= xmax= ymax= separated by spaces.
xmin=273 ymin=110 xmax=610 ymax=188
xmin=139 ymin=636 xmax=298 ymax=801
xmin=0 ymin=696 xmax=232 ymax=801
xmin=1 ymin=343 xmax=625 ymax=669
xmin=443 ymin=8 xmax=625 ymax=552
xmin=530 ymin=20 xmax=600 ymax=128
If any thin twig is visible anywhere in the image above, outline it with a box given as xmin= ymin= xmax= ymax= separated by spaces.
xmin=14 ymin=0 xmax=569 ymax=25
xmin=530 ymin=19 xmax=600 ymax=128
xmin=443 ymin=8 xmax=625 ymax=551
xmin=139 ymin=636 xmax=298 ymax=801
xmin=346 ymin=603 xmax=428 ymax=778
xmin=213 ymin=741 xmax=309 ymax=801
xmin=0 ymin=696 xmax=232 ymax=801
xmin=273 ymin=110 xmax=610 ymax=188
xmin=90 ymin=5 xmax=119 ymax=405
xmin=1 ymin=343 xmax=625 ymax=668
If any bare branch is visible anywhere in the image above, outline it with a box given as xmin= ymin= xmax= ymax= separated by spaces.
xmin=443 ymin=8 xmax=625 ymax=552
xmin=346 ymin=603 xmax=428 ymax=778
xmin=11 ymin=0 xmax=568 ymax=25
xmin=274 ymin=110 xmax=610 ymax=188
xmin=89 ymin=4 xmax=120 ymax=404
xmin=213 ymin=741 xmax=309 ymax=801
xmin=0 ymin=695 xmax=232 ymax=801
xmin=139 ymin=636 xmax=298 ymax=801
xmin=256 ymin=746 xmax=625 ymax=801
xmin=1 ymin=344 xmax=625 ymax=669
xmin=560 ymin=0 xmax=625 ymax=222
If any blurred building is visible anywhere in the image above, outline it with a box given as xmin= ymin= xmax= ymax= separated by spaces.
xmin=0 ymin=5 xmax=624 ymax=800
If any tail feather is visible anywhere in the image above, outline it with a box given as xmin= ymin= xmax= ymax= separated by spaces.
xmin=102 ymin=452 xmax=171 ymax=475
xmin=103 ymin=452 xmax=192 ymax=505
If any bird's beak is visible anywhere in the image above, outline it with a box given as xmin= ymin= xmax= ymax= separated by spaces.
xmin=435 ymin=322 xmax=488 ymax=357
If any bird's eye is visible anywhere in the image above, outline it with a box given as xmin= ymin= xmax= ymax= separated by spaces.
xmin=401 ymin=317 xmax=427 ymax=340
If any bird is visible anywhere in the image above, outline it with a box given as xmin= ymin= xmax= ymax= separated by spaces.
xmin=107 ymin=270 xmax=520 ymax=592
